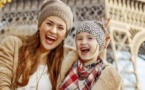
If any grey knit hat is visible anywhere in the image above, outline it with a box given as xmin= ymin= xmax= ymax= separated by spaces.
xmin=76 ymin=21 xmax=107 ymax=51
xmin=38 ymin=0 xmax=73 ymax=31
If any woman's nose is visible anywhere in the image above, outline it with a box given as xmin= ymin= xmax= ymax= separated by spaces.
xmin=50 ymin=26 xmax=57 ymax=34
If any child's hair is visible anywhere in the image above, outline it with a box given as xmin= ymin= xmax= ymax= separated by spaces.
xmin=76 ymin=21 xmax=107 ymax=51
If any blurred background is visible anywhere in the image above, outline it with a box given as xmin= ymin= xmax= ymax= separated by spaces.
xmin=0 ymin=0 xmax=145 ymax=90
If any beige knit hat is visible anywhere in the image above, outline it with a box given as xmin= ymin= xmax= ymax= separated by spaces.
xmin=38 ymin=0 xmax=73 ymax=31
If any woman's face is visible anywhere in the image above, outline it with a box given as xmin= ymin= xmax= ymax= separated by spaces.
xmin=76 ymin=32 xmax=99 ymax=61
xmin=39 ymin=16 xmax=67 ymax=53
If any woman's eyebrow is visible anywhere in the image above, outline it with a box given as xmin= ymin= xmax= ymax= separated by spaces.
xmin=45 ymin=20 xmax=53 ymax=23
xmin=45 ymin=20 xmax=64 ymax=27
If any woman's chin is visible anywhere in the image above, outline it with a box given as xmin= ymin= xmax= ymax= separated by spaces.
xmin=44 ymin=46 xmax=55 ymax=51
xmin=40 ymin=44 xmax=55 ymax=52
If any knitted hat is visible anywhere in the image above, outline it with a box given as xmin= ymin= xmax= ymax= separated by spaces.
xmin=76 ymin=21 xmax=107 ymax=51
xmin=38 ymin=0 xmax=73 ymax=31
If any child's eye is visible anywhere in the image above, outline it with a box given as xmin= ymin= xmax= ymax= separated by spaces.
xmin=77 ymin=38 xmax=82 ymax=40
xmin=58 ymin=27 xmax=64 ymax=31
xmin=88 ymin=37 xmax=93 ymax=40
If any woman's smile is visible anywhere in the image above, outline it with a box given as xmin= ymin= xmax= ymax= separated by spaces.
xmin=45 ymin=35 xmax=57 ymax=45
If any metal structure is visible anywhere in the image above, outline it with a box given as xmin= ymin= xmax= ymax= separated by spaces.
xmin=0 ymin=0 xmax=145 ymax=90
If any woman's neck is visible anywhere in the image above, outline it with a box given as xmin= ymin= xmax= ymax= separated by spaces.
xmin=39 ymin=50 xmax=50 ymax=65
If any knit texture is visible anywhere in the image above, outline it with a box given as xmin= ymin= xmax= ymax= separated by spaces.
xmin=38 ymin=0 xmax=73 ymax=31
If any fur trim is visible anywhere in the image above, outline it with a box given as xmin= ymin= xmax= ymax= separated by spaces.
xmin=57 ymin=49 xmax=78 ymax=89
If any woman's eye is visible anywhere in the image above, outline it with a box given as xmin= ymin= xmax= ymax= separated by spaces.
xmin=47 ymin=22 xmax=52 ymax=26
xmin=58 ymin=27 xmax=64 ymax=31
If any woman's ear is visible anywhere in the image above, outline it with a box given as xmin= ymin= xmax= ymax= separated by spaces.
xmin=104 ymin=34 xmax=110 ymax=49
xmin=65 ymin=30 xmax=70 ymax=37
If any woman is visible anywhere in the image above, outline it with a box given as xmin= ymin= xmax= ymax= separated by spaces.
xmin=59 ymin=21 xmax=121 ymax=90
xmin=0 ymin=0 xmax=73 ymax=90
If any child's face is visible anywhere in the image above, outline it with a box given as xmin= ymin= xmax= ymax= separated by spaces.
xmin=76 ymin=32 xmax=99 ymax=61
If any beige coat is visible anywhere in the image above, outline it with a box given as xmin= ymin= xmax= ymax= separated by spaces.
xmin=57 ymin=50 xmax=122 ymax=90
xmin=0 ymin=36 xmax=22 ymax=90
xmin=0 ymin=36 xmax=74 ymax=90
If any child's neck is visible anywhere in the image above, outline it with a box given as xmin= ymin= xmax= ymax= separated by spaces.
xmin=83 ymin=50 xmax=99 ymax=66
xmin=84 ymin=56 xmax=98 ymax=66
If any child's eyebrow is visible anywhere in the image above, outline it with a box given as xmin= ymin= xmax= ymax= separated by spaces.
xmin=87 ymin=35 xmax=93 ymax=37
xmin=76 ymin=36 xmax=82 ymax=38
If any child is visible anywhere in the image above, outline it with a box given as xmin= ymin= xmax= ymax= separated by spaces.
xmin=59 ymin=21 xmax=121 ymax=90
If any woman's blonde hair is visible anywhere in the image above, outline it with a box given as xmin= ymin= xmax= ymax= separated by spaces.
xmin=15 ymin=30 xmax=65 ymax=90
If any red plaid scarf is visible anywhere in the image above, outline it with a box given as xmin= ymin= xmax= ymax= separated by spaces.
xmin=60 ymin=57 xmax=103 ymax=90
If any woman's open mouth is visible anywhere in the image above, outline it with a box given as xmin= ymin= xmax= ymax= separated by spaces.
xmin=45 ymin=35 xmax=57 ymax=44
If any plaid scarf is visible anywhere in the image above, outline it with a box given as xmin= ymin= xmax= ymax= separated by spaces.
xmin=60 ymin=57 xmax=103 ymax=90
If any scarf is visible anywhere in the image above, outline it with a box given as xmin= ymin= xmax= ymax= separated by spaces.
xmin=60 ymin=57 xmax=103 ymax=90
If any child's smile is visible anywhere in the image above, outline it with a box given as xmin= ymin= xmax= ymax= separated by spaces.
xmin=80 ymin=47 xmax=90 ymax=55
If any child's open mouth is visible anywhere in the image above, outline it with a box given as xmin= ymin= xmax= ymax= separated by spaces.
xmin=80 ymin=47 xmax=90 ymax=55
xmin=45 ymin=35 xmax=56 ymax=44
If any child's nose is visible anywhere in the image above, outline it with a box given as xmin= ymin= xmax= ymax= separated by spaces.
xmin=81 ymin=39 xmax=87 ymax=44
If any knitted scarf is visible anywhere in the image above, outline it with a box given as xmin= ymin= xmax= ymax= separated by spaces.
xmin=60 ymin=57 xmax=103 ymax=90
